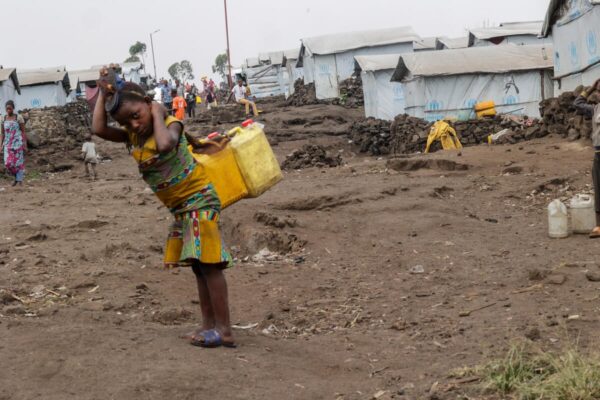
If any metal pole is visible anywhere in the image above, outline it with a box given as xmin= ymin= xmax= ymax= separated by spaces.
xmin=224 ymin=0 xmax=233 ymax=89
xmin=150 ymin=29 xmax=160 ymax=82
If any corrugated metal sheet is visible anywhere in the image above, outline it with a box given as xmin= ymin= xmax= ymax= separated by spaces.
xmin=391 ymin=44 xmax=553 ymax=81
xmin=301 ymin=26 xmax=420 ymax=55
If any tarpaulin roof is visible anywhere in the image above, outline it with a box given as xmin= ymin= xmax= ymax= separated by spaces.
xmin=469 ymin=21 xmax=543 ymax=40
xmin=542 ymin=0 xmax=600 ymax=37
xmin=282 ymin=48 xmax=301 ymax=67
xmin=301 ymin=26 xmax=420 ymax=55
xmin=283 ymin=48 xmax=300 ymax=60
xmin=68 ymin=69 xmax=99 ymax=89
xmin=391 ymin=44 xmax=553 ymax=81
xmin=257 ymin=51 xmax=284 ymax=65
xmin=355 ymin=54 xmax=401 ymax=72
xmin=468 ymin=21 xmax=543 ymax=46
xmin=435 ymin=36 xmax=469 ymax=50
xmin=413 ymin=37 xmax=438 ymax=51
xmin=18 ymin=66 xmax=70 ymax=88
xmin=245 ymin=58 xmax=261 ymax=68
xmin=0 ymin=67 xmax=21 ymax=93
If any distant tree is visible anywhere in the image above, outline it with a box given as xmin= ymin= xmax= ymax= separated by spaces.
xmin=125 ymin=41 xmax=146 ymax=63
xmin=212 ymin=53 xmax=228 ymax=80
xmin=168 ymin=60 xmax=194 ymax=82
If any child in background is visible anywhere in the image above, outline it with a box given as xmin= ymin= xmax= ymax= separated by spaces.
xmin=172 ymin=89 xmax=187 ymax=120
xmin=91 ymin=68 xmax=235 ymax=348
xmin=81 ymin=134 xmax=98 ymax=179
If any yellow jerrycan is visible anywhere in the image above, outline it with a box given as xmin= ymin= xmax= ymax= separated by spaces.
xmin=474 ymin=100 xmax=496 ymax=119
xmin=188 ymin=133 xmax=248 ymax=209
xmin=227 ymin=120 xmax=283 ymax=197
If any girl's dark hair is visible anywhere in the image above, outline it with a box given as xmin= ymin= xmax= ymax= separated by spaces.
xmin=5 ymin=100 xmax=15 ymax=108
xmin=109 ymin=82 xmax=148 ymax=115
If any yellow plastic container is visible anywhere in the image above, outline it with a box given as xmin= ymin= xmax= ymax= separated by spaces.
xmin=189 ymin=142 xmax=248 ymax=209
xmin=475 ymin=100 xmax=496 ymax=119
xmin=227 ymin=120 xmax=283 ymax=197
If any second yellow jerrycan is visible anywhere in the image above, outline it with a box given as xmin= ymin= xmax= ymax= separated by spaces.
xmin=188 ymin=133 xmax=249 ymax=209
xmin=227 ymin=119 xmax=283 ymax=197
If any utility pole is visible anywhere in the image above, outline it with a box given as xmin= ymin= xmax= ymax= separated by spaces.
xmin=224 ymin=0 xmax=233 ymax=89
xmin=150 ymin=29 xmax=160 ymax=83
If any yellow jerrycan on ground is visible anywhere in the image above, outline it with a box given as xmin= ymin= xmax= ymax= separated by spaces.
xmin=474 ymin=100 xmax=496 ymax=119
xmin=227 ymin=119 xmax=283 ymax=197
xmin=188 ymin=133 xmax=249 ymax=209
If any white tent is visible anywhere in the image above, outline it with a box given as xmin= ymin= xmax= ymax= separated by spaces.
xmin=281 ymin=48 xmax=303 ymax=97
xmin=354 ymin=54 xmax=405 ymax=121
xmin=17 ymin=67 xmax=70 ymax=110
xmin=67 ymin=68 xmax=98 ymax=102
xmin=542 ymin=0 xmax=600 ymax=93
xmin=468 ymin=21 xmax=550 ymax=47
xmin=298 ymin=26 xmax=419 ymax=99
xmin=0 ymin=68 xmax=21 ymax=111
xmin=391 ymin=44 xmax=554 ymax=121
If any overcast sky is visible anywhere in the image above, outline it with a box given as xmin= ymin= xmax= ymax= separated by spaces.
xmin=1 ymin=0 xmax=550 ymax=85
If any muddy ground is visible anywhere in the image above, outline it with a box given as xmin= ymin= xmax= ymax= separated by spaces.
xmin=1 ymin=100 xmax=599 ymax=400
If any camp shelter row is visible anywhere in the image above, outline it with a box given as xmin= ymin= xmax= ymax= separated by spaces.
xmin=294 ymin=21 xmax=548 ymax=102
xmin=0 ymin=62 xmax=147 ymax=111
xmin=356 ymin=44 xmax=554 ymax=121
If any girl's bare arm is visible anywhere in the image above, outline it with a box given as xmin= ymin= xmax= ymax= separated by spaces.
xmin=91 ymin=91 xmax=128 ymax=142
xmin=152 ymin=102 xmax=180 ymax=153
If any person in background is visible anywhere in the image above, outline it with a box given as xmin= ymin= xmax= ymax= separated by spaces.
xmin=172 ymin=89 xmax=187 ymax=121
xmin=227 ymin=78 xmax=258 ymax=117
xmin=202 ymin=76 xmax=217 ymax=110
xmin=574 ymin=78 xmax=600 ymax=238
xmin=186 ymin=90 xmax=196 ymax=119
xmin=81 ymin=133 xmax=98 ymax=180
xmin=0 ymin=100 xmax=27 ymax=186
xmin=161 ymin=80 xmax=173 ymax=114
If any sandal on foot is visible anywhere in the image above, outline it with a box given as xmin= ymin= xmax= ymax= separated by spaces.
xmin=191 ymin=329 xmax=236 ymax=348
xmin=590 ymin=227 xmax=600 ymax=239
xmin=180 ymin=328 xmax=208 ymax=341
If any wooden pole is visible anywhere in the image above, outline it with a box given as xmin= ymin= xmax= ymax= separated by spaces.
xmin=224 ymin=0 xmax=233 ymax=89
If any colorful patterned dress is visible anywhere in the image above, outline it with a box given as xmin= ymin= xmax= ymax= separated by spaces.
xmin=128 ymin=116 xmax=233 ymax=269
xmin=1 ymin=114 xmax=26 ymax=182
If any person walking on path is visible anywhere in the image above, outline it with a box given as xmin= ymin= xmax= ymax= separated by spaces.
xmin=1 ymin=100 xmax=27 ymax=186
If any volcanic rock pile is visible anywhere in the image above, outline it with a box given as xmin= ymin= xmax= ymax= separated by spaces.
xmin=285 ymin=80 xmax=320 ymax=107
xmin=334 ymin=74 xmax=364 ymax=108
xmin=539 ymin=86 xmax=596 ymax=141
xmin=281 ymin=144 xmax=343 ymax=170
xmin=26 ymin=100 xmax=92 ymax=151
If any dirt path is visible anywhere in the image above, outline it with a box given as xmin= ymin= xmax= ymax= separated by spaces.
xmin=1 ymin=104 xmax=599 ymax=400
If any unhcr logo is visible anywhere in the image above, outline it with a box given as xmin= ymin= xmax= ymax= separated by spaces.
xmin=587 ymin=30 xmax=600 ymax=64
xmin=570 ymin=41 xmax=580 ymax=67
xmin=31 ymin=98 xmax=42 ymax=108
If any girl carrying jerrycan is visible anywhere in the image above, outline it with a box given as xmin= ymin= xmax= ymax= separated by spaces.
xmin=91 ymin=66 xmax=235 ymax=348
